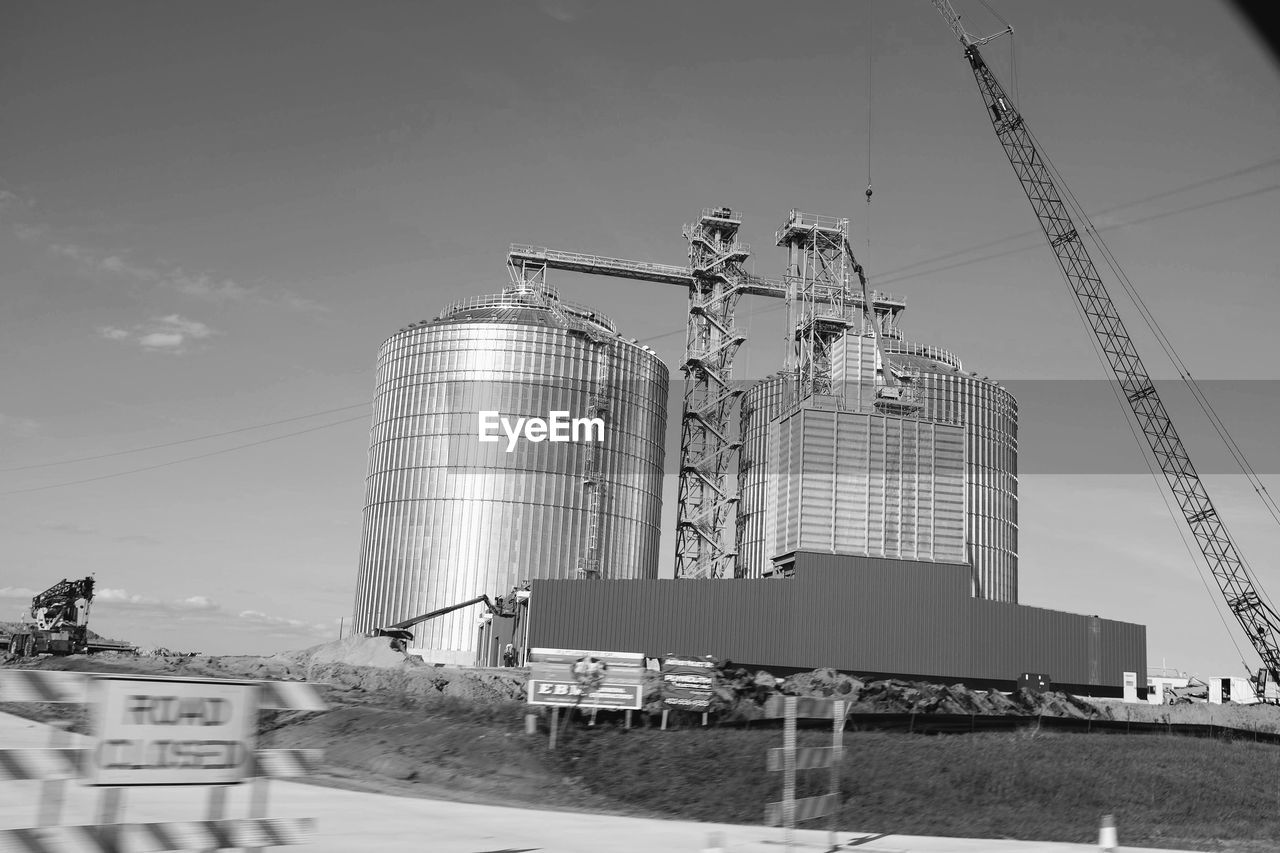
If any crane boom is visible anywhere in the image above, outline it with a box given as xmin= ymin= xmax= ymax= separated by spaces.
xmin=934 ymin=3 xmax=1280 ymax=688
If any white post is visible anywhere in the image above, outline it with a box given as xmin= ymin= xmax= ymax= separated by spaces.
xmin=830 ymin=700 xmax=845 ymax=852
xmin=97 ymin=787 xmax=124 ymax=851
xmin=783 ymin=696 xmax=796 ymax=852
xmin=37 ymin=721 xmax=71 ymax=826
xmin=201 ymin=785 xmax=227 ymax=853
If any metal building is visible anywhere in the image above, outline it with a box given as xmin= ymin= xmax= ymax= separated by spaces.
xmin=528 ymin=552 xmax=1145 ymax=694
xmin=352 ymin=283 xmax=668 ymax=664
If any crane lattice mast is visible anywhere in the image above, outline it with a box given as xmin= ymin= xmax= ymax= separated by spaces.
xmin=932 ymin=0 xmax=1280 ymax=688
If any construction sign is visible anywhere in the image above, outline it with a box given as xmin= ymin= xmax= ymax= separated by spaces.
xmin=660 ymin=654 xmax=716 ymax=711
xmin=526 ymin=648 xmax=644 ymax=710
xmin=0 ymin=670 xmax=324 ymax=853
xmin=90 ymin=675 xmax=257 ymax=786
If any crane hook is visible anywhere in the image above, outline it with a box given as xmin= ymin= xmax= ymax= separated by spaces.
xmin=865 ymin=184 xmax=873 ymax=203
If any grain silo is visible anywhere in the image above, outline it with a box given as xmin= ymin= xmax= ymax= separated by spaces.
xmin=736 ymin=373 xmax=791 ymax=578
xmin=736 ymin=316 xmax=1018 ymax=603
xmin=352 ymin=283 xmax=668 ymax=664
xmin=878 ymin=338 xmax=1019 ymax=602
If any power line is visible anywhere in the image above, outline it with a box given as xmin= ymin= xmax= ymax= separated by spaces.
xmin=879 ymin=156 xmax=1280 ymax=279
xmin=635 ymin=173 xmax=1280 ymax=347
xmin=878 ymin=182 xmax=1280 ymax=287
xmin=0 ymin=415 xmax=368 ymax=496
xmin=2 ymin=403 xmax=371 ymax=472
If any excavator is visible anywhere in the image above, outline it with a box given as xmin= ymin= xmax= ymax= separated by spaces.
xmin=6 ymin=577 xmax=96 ymax=657
xmin=368 ymin=594 xmax=516 ymax=653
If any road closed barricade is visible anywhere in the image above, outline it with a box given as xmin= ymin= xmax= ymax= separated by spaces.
xmin=0 ymin=669 xmax=326 ymax=852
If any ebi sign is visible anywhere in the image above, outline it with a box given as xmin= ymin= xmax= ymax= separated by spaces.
xmin=90 ymin=675 xmax=257 ymax=786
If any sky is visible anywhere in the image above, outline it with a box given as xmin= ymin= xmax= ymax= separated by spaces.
xmin=1 ymin=1 xmax=1277 ymax=679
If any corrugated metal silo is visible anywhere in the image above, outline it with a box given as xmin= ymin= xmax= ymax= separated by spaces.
xmin=352 ymin=284 xmax=668 ymax=663
xmin=737 ymin=332 xmax=1018 ymax=603
xmin=883 ymin=339 xmax=1019 ymax=603
xmin=736 ymin=373 xmax=791 ymax=578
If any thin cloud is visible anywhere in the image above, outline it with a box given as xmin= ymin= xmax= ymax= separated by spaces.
xmin=0 ymin=587 xmax=38 ymax=599
xmin=39 ymin=521 xmax=161 ymax=546
xmin=96 ymin=587 xmax=223 ymax=614
xmin=239 ymin=609 xmax=332 ymax=636
xmin=535 ymin=0 xmax=588 ymax=23
xmin=0 ymin=413 xmax=40 ymax=437
xmin=19 ymin=227 xmax=324 ymax=312
xmin=98 ymin=314 xmax=217 ymax=354
xmin=13 ymin=224 xmax=47 ymax=242
xmin=96 ymin=587 xmax=158 ymax=605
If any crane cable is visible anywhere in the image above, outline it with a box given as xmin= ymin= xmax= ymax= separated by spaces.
xmin=862 ymin=0 xmax=874 ymax=339
xmin=1035 ymin=124 xmax=1280 ymax=527
xmin=1058 ymin=237 xmax=1251 ymax=673
xmin=864 ymin=0 xmax=874 ymax=224
xmin=1028 ymin=123 xmax=1280 ymax=600
xmin=1023 ymin=122 xmax=1280 ymax=646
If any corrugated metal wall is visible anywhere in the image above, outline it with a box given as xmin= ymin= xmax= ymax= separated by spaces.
xmin=834 ymin=334 xmax=1020 ymax=603
xmin=528 ymin=552 xmax=1145 ymax=689
xmin=767 ymin=408 xmax=966 ymax=565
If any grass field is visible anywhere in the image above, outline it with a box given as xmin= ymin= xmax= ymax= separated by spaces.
xmin=6 ymin=654 xmax=1280 ymax=851
xmin=544 ymin=715 xmax=1280 ymax=851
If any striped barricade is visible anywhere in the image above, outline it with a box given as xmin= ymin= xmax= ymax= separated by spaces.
xmin=764 ymin=793 xmax=839 ymax=827
xmin=0 ymin=817 xmax=316 ymax=852
xmin=0 ymin=671 xmax=327 ymax=710
xmin=0 ymin=748 xmax=83 ymax=781
xmin=765 ymin=745 xmax=838 ymax=772
xmin=0 ymin=749 xmax=323 ymax=782
xmin=763 ymin=696 xmax=846 ymax=847
xmin=0 ymin=671 xmax=328 ymax=851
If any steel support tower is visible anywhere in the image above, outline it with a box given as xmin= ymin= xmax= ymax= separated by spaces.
xmin=507 ymin=210 xmax=890 ymax=580
xmin=777 ymin=211 xmax=853 ymax=401
xmin=675 ymin=208 xmax=753 ymax=579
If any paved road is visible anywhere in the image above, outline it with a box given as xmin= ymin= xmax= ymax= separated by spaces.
xmin=0 ymin=711 xmax=1201 ymax=853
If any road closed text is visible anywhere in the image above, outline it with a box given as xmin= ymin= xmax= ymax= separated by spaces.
xmin=91 ymin=678 xmax=256 ymax=785
xmin=97 ymin=737 xmax=247 ymax=771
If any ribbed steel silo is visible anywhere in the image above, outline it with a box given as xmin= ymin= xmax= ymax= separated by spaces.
xmin=352 ymin=284 xmax=668 ymax=663
xmin=736 ymin=373 xmax=792 ymax=579
xmin=883 ymin=339 xmax=1019 ymax=603
xmin=737 ymin=333 xmax=1018 ymax=603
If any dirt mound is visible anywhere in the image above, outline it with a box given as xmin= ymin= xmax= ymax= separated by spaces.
xmin=1092 ymin=697 xmax=1280 ymax=732
xmin=304 ymin=661 xmax=528 ymax=704
xmin=707 ymin=668 xmax=1110 ymax=720
xmin=299 ymin=636 xmax=420 ymax=671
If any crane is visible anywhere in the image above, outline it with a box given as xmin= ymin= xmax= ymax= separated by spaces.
xmin=508 ymin=218 xmax=904 ymax=579
xmin=7 ymin=577 xmax=95 ymax=657
xmin=932 ymin=0 xmax=1280 ymax=693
